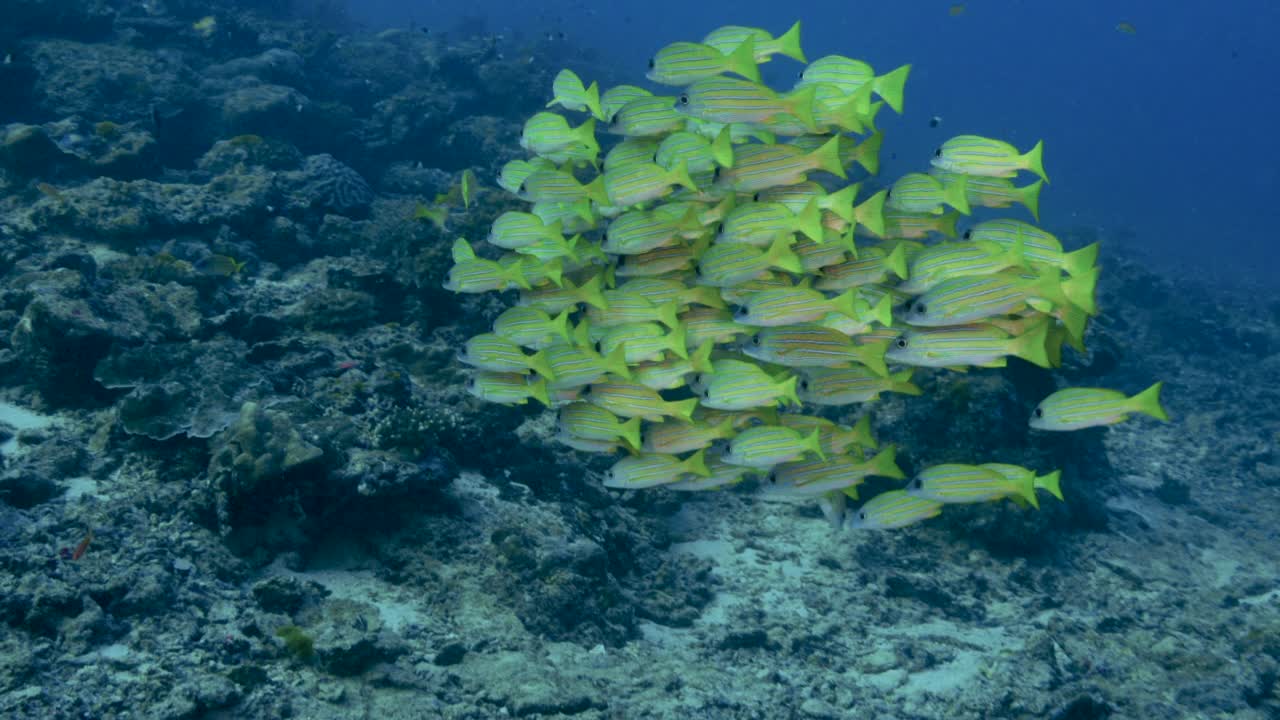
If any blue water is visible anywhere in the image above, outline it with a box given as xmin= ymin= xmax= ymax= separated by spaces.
xmin=348 ymin=0 xmax=1280 ymax=283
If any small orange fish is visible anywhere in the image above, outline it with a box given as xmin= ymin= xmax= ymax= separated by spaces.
xmin=71 ymin=528 xmax=93 ymax=560
xmin=1115 ymin=22 xmax=1137 ymax=35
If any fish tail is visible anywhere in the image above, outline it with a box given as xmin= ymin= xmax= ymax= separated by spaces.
xmin=569 ymin=198 xmax=595 ymax=223
xmin=584 ymin=81 xmax=604 ymax=121
xmin=578 ymin=273 xmax=609 ymax=311
xmin=687 ymin=285 xmax=727 ymax=309
xmin=1022 ymin=139 xmax=1049 ymax=184
xmin=1057 ymin=304 xmax=1088 ymax=351
xmin=869 ymin=294 xmax=893 ymax=327
xmin=795 ymin=198 xmax=824 ymax=243
xmin=936 ymin=209 xmax=959 ymax=238
xmin=837 ymin=228 xmax=859 ymax=259
xmin=711 ymin=125 xmax=735 ymax=168
xmin=825 ymin=183 xmax=858 ymax=224
xmin=689 ymin=340 xmax=715 ymax=373
xmin=1021 ymin=179 xmax=1044 ymax=221
xmin=505 ymin=258 xmax=533 ymax=290
xmin=873 ymin=64 xmax=912 ymax=114
xmin=667 ymin=323 xmax=689 ymax=360
xmin=776 ymin=20 xmax=806 ymax=63
xmin=671 ymin=397 xmax=700 ymax=422
xmin=778 ymin=374 xmax=802 ymax=407
xmin=884 ymin=242 xmax=909 ymax=280
xmin=727 ymin=35 xmax=762 ymax=84
xmin=870 ymin=444 xmax=905 ymax=480
xmin=1130 ymin=381 xmax=1170 ymax=422
xmin=804 ymin=428 xmax=826 ymax=461
xmin=854 ymin=189 xmax=887 ymax=238
xmin=786 ymin=85 xmax=820 ymax=133
xmin=452 ymin=237 xmax=477 ymax=262
xmin=1037 ymin=469 xmax=1065 ymax=502
xmin=766 ymin=233 xmax=804 ymax=274
xmin=1060 ymin=266 xmax=1100 ymax=315
xmin=669 ymin=159 xmax=698 ymax=192
xmin=810 ymin=134 xmax=847 ymax=178
xmin=891 ymin=369 xmax=922 ymax=396
xmin=684 ymin=448 xmax=712 ymax=477
xmin=528 ymin=376 xmax=552 ymax=407
xmin=657 ymin=300 xmax=681 ymax=330
xmin=583 ymin=175 xmax=609 ymax=205
xmin=943 ymin=173 xmax=971 ymax=215
xmin=1011 ymin=318 xmax=1052 ymax=369
xmin=852 ymin=131 xmax=882 ymax=176
xmin=1042 ymin=323 xmax=1066 ymax=368
xmin=1063 ymin=242 xmax=1100 ymax=277
xmin=543 ymin=258 xmax=565 ymax=288
xmin=1015 ymin=470 xmax=1040 ymax=509
xmin=855 ymin=341 xmax=890 ymax=378
xmin=851 ymin=413 xmax=876 ymax=448
xmin=527 ymin=349 xmax=555 ymax=380
xmin=827 ymin=93 xmax=865 ymax=134
xmin=619 ymin=416 xmax=643 ymax=451
xmin=603 ymin=343 xmax=632 ymax=380
xmin=831 ymin=289 xmax=858 ymax=320
xmin=559 ymin=233 xmax=582 ymax=263
xmin=576 ymin=117 xmax=599 ymax=152
xmin=551 ymin=309 xmax=573 ymax=344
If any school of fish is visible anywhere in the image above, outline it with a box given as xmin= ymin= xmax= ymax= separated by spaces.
xmin=445 ymin=21 xmax=1169 ymax=531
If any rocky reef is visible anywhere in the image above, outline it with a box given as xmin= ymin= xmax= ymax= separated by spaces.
xmin=0 ymin=3 xmax=1278 ymax=719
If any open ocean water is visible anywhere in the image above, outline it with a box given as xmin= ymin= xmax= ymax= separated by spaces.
xmin=0 ymin=2 xmax=1276 ymax=719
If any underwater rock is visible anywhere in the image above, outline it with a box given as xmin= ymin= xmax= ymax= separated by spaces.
xmin=25 ymin=172 xmax=274 ymax=244
xmin=0 ymin=428 xmax=87 ymax=508
xmin=300 ymin=598 xmax=409 ymax=677
xmin=215 ymin=83 xmax=311 ymax=139
xmin=377 ymin=161 xmax=453 ymax=197
xmin=280 ymin=153 xmax=375 ymax=218
xmin=94 ymin=339 xmax=260 ymax=441
xmin=205 ymin=49 xmax=307 ymax=87
xmin=251 ymin=575 xmax=330 ymax=615
xmin=30 ymin=39 xmax=199 ymax=122
xmin=7 ymin=268 xmax=202 ymax=405
xmin=208 ymin=401 xmax=324 ymax=515
xmin=0 ymin=123 xmax=64 ymax=177
xmin=0 ymin=117 xmax=158 ymax=180
xmin=4 ymin=0 xmax=115 ymax=43
xmin=196 ymin=133 xmax=304 ymax=175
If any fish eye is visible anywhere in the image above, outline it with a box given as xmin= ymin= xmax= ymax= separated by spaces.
xmin=648 ymin=58 xmax=655 ymax=69
xmin=712 ymin=167 xmax=721 ymax=180
xmin=601 ymin=231 xmax=608 ymax=241
xmin=914 ymin=303 xmax=927 ymax=314
xmin=581 ymin=385 xmax=593 ymax=396
xmin=679 ymin=94 xmax=689 ymax=105
xmin=594 ymin=341 xmax=603 ymax=353
xmin=767 ymin=471 xmax=777 ymax=484
xmin=466 ymin=377 xmax=477 ymax=389
xmin=752 ymin=192 xmax=761 ymax=202
xmin=895 ymin=338 xmax=907 ymax=349
xmin=1034 ymin=407 xmax=1044 ymax=418
xmin=911 ymin=478 xmax=922 ymax=489
xmin=797 ymin=70 xmax=804 ymax=79
xmin=963 ymin=229 xmax=973 ymax=240
xmin=934 ymin=148 xmax=942 ymax=157
xmin=750 ymin=335 xmax=761 ymax=346
xmin=885 ymin=189 xmax=892 ymax=200
xmin=799 ymin=379 xmax=809 ymax=391
xmin=858 ymin=511 xmax=866 ymax=520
